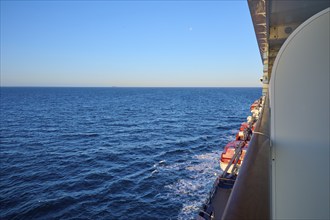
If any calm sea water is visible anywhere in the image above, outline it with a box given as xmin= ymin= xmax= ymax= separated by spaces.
xmin=0 ymin=87 xmax=260 ymax=220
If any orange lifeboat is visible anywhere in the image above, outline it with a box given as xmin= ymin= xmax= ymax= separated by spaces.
xmin=250 ymin=100 xmax=259 ymax=111
xmin=220 ymin=141 xmax=248 ymax=173
xmin=239 ymin=122 xmax=249 ymax=131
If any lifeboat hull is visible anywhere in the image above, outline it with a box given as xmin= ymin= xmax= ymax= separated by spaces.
xmin=220 ymin=141 xmax=248 ymax=174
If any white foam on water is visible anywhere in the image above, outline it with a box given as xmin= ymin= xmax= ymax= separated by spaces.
xmin=151 ymin=170 xmax=158 ymax=175
xmin=158 ymin=151 xmax=222 ymax=219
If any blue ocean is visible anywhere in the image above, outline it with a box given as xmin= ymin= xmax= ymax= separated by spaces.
xmin=0 ymin=87 xmax=260 ymax=219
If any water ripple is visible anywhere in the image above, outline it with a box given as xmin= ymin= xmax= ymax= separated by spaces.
xmin=0 ymin=87 xmax=260 ymax=219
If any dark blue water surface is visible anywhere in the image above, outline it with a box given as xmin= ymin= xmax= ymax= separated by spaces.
xmin=0 ymin=87 xmax=260 ymax=220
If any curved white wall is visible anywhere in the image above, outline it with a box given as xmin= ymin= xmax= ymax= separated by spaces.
xmin=270 ymin=8 xmax=330 ymax=219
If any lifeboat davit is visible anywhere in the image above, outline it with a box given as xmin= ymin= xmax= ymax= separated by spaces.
xmin=235 ymin=131 xmax=245 ymax=140
xmin=252 ymin=123 xmax=256 ymax=132
xmin=235 ymin=128 xmax=252 ymax=141
xmin=220 ymin=141 xmax=248 ymax=174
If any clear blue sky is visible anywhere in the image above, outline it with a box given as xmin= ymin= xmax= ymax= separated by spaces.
xmin=1 ymin=1 xmax=262 ymax=87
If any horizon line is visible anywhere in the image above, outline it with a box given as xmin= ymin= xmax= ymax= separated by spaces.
xmin=0 ymin=86 xmax=262 ymax=89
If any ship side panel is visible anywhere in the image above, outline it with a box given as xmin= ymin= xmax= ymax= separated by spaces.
xmin=270 ymin=8 xmax=330 ymax=220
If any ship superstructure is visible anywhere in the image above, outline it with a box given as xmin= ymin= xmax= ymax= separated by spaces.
xmin=197 ymin=1 xmax=330 ymax=219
